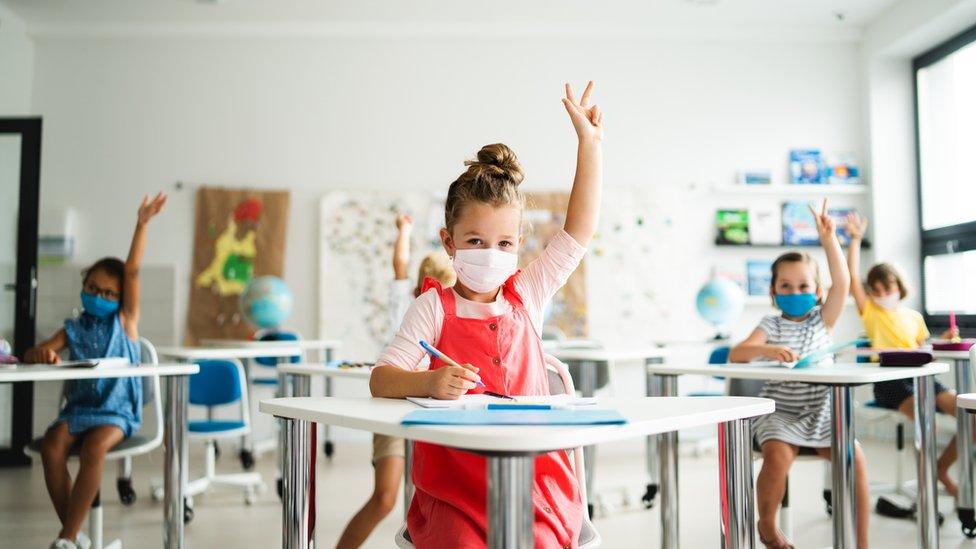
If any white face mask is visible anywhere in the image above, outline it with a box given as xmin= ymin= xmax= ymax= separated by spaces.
xmin=872 ymin=294 xmax=900 ymax=310
xmin=452 ymin=248 xmax=518 ymax=294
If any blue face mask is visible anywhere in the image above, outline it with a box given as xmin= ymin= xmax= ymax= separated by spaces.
xmin=774 ymin=293 xmax=817 ymax=317
xmin=80 ymin=291 xmax=120 ymax=319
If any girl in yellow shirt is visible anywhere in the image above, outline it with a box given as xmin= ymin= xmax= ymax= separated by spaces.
xmin=847 ymin=212 xmax=959 ymax=496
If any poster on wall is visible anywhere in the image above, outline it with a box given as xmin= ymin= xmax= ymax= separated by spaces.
xmin=186 ymin=186 xmax=290 ymax=345
xmin=319 ymin=191 xmax=442 ymax=360
xmin=523 ymin=192 xmax=588 ymax=339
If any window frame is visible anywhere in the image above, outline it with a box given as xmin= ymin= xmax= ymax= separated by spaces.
xmin=913 ymin=22 xmax=976 ymax=333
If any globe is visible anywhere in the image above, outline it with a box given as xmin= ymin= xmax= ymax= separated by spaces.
xmin=695 ymin=276 xmax=745 ymax=339
xmin=240 ymin=276 xmax=294 ymax=329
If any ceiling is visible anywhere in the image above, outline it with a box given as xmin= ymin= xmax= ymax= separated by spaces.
xmin=1 ymin=0 xmax=900 ymax=30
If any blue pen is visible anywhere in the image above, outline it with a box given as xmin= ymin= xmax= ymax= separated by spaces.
xmin=419 ymin=340 xmax=485 ymax=387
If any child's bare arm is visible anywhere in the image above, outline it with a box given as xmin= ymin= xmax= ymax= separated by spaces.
xmin=561 ymin=81 xmax=604 ymax=247
xmin=392 ymin=214 xmax=413 ymax=280
xmin=24 ymin=329 xmax=67 ymax=364
xmin=845 ymin=212 xmax=869 ymax=314
xmin=122 ymin=192 xmax=167 ymax=339
xmin=810 ymin=199 xmax=850 ymax=328
xmin=728 ymin=327 xmax=800 ymax=363
xmin=369 ymin=363 xmax=480 ymax=400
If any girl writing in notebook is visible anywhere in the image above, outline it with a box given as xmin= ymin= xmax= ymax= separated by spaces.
xmin=369 ymin=81 xmax=603 ymax=548
xmin=25 ymin=193 xmax=167 ymax=549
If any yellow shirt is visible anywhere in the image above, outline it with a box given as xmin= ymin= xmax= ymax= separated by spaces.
xmin=860 ymin=298 xmax=930 ymax=349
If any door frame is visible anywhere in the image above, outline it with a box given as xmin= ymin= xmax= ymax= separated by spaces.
xmin=0 ymin=117 xmax=41 ymax=466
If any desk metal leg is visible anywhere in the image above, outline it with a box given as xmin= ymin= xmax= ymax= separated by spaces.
xmin=954 ymin=358 xmax=976 ymax=537
xmin=577 ymin=360 xmax=598 ymax=509
xmin=487 ymin=455 xmax=534 ymax=549
xmin=658 ymin=374 xmax=679 ymax=549
xmin=403 ymin=440 xmax=414 ymax=518
xmin=829 ymin=385 xmax=855 ymax=548
xmin=644 ymin=360 xmax=662 ymax=509
xmin=163 ymin=374 xmax=188 ymax=549
xmin=323 ymin=377 xmax=334 ymax=457
xmin=719 ymin=419 xmax=755 ymax=549
xmin=282 ymin=417 xmax=317 ymax=549
xmin=914 ymin=375 xmax=939 ymax=548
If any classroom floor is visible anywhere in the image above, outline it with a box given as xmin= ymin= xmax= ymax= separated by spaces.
xmin=0 ymin=435 xmax=971 ymax=548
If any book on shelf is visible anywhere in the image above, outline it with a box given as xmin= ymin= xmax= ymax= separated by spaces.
xmin=747 ymin=260 xmax=774 ymax=296
xmin=736 ymin=170 xmax=772 ymax=185
xmin=789 ymin=149 xmax=826 ymax=185
xmin=747 ymin=207 xmax=782 ymax=245
xmin=715 ymin=209 xmax=750 ymax=245
xmin=782 ymin=201 xmax=858 ymax=246
xmin=826 ymin=153 xmax=860 ymax=185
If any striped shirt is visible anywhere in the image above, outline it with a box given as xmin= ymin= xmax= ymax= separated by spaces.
xmin=753 ymin=308 xmax=834 ymax=448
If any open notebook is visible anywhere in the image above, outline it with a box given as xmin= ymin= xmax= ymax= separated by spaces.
xmin=407 ymin=394 xmax=598 ymax=409
xmin=57 ymin=357 xmax=132 ymax=369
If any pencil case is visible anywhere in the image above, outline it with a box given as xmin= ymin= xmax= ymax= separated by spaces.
xmin=932 ymin=340 xmax=974 ymax=351
xmin=879 ymin=351 xmax=934 ymax=367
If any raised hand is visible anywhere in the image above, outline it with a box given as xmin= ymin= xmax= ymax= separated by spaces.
xmin=395 ymin=213 xmax=414 ymax=232
xmin=137 ymin=192 xmax=168 ymax=225
xmin=562 ymin=81 xmax=604 ymax=142
xmin=807 ymin=199 xmax=836 ymax=243
xmin=845 ymin=212 xmax=868 ymax=241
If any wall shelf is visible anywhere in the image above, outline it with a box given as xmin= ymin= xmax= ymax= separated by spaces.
xmin=713 ymin=184 xmax=868 ymax=196
xmin=714 ymin=241 xmax=871 ymax=250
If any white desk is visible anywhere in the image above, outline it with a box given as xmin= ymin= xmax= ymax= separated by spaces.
xmin=843 ymin=346 xmax=976 ymax=537
xmin=277 ymin=363 xmax=371 ymax=381
xmin=260 ymin=395 xmax=774 ymax=549
xmin=157 ymin=345 xmax=305 ymax=361
xmin=646 ymin=362 xmax=949 ymax=549
xmin=200 ymin=339 xmax=341 ymax=363
xmin=0 ymin=363 xmax=199 ymax=549
xmin=546 ymin=346 xmax=668 ymax=508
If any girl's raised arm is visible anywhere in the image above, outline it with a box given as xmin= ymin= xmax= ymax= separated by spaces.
xmin=809 ymin=199 xmax=850 ymax=328
xmin=122 ymin=192 xmax=167 ymax=338
xmin=561 ymin=81 xmax=604 ymax=247
xmin=845 ymin=212 xmax=869 ymax=314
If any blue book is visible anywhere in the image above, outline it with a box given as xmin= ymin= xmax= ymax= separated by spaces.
xmin=747 ymin=260 xmax=773 ymax=296
xmin=789 ymin=149 xmax=826 ymax=184
xmin=401 ymin=409 xmax=628 ymax=426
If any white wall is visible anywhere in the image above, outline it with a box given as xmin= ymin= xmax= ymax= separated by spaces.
xmin=0 ymin=2 xmax=32 ymax=115
xmin=28 ymin=31 xmax=867 ymax=352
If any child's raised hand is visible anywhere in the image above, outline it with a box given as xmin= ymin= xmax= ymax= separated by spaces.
xmin=764 ymin=345 xmax=799 ymax=363
xmin=562 ymin=81 xmax=603 ymax=143
xmin=137 ymin=192 xmax=168 ymax=225
xmin=807 ymin=199 xmax=836 ymax=244
xmin=845 ymin=212 xmax=868 ymax=241
xmin=425 ymin=363 xmax=481 ymax=400
xmin=395 ymin=213 xmax=414 ymax=232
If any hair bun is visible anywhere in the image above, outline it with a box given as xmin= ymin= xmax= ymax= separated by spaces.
xmin=464 ymin=143 xmax=524 ymax=186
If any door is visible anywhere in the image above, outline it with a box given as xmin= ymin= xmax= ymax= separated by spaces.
xmin=0 ymin=117 xmax=41 ymax=466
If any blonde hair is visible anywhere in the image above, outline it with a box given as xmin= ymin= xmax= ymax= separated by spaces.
xmin=416 ymin=253 xmax=456 ymax=292
xmin=770 ymin=251 xmax=825 ymax=305
xmin=444 ymin=143 xmax=525 ymax=232
xmin=866 ymin=262 xmax=909 ymax=299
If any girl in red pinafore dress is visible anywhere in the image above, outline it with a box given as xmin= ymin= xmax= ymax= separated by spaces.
xmin=370 ymin=81 xmax=604 ymax=549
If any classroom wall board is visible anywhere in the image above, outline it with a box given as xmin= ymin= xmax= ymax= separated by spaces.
xmin=186 ymin=186 xmax=290 ymax=345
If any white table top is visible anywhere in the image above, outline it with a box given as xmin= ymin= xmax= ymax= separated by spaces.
xmin=646 ymin=362 xmax=949 ymax=385
xmin=200 ymin=339 xmax=341 ymax=351
xmin=547 ymin=347 xmax=668 ymax=363
xmin=278 ymin=363 xmax=372 ymax=379
xmin=259 ymin=396 xmax=773 ymax=453
xmin=0 ymin=363 xmax=199 ymax=383
xmin=841 ymin=348 xmax=972 ymax=361
xmin=157 ymin=345 xmax=304 ymax=360
xmin=957 ymin=393 xmax=976 ymax=411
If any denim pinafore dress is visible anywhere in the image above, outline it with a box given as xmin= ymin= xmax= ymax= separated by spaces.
xmin=55 ymin=313 xmax=142 ymax=438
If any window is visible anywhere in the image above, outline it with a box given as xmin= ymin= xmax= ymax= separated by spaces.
xmin=914 ymin=23 xmax=976 ymax=331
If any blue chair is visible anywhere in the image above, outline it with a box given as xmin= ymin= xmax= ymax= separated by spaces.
xmin=686 ymin=346 xmax=730 ymax=397
xmin=171 ymin=359 xmax=263 ymax=505
xmin=241 ymin=329 xmax=304 ymax=465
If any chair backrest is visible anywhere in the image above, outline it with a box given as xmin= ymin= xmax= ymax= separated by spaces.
xmin=190 ymin=359 xmax=246 ymax=406
xmin=716 ymin=345 xmax=767 ymax=397
xmin=254 ymin=329 xmax=302 ymax=366
xmin=855 ymin=337 xmax=871 ymax=364
xmin=544 ymin=354 xmax=592 ymax=508
xmin=138 ymin=337 xmax=164 ymax=448
xmin=708 ymin=346 xmax=730 ymax=364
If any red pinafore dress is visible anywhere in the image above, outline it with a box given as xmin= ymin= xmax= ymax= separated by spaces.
xmin=406 ymin=276 xmax=583 ymax=548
